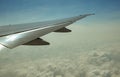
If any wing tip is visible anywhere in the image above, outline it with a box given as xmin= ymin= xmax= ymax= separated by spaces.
xmin=89 ymin=13 xmax=95 ymax=15
xmin=80 ymin=13 xmax=95 ymax=16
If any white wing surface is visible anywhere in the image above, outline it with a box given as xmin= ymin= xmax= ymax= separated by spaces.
xmin=0 ymin=14 xmax=94 ymax=48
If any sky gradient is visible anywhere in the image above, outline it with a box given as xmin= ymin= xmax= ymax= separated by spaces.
xmin=0 ymin=0 xmax=120 ymax=25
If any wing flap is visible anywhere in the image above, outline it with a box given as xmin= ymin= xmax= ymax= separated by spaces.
xmin=54 ymin=27 xmax=71 ymax=32
xmin=23 ymin=38 xmax=49 ymax=45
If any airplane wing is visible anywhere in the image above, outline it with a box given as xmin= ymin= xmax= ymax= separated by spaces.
xmin=0 ymin=14 xmax=94 ymax=48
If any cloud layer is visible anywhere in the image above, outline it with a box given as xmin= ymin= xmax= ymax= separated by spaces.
xmin=0 ymin=25 xmax=120 ymax=77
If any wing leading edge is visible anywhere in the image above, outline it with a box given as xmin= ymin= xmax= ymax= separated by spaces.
xmin=0 ymin=14 xmax=94 ymax=48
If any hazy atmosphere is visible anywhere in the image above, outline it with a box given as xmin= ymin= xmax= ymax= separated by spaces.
xmin=0 ymin=0 xmax=120 ymax=77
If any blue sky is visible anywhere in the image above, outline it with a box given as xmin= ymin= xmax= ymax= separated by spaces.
xmin=0 ymin=0 xmax=120 ymax=25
